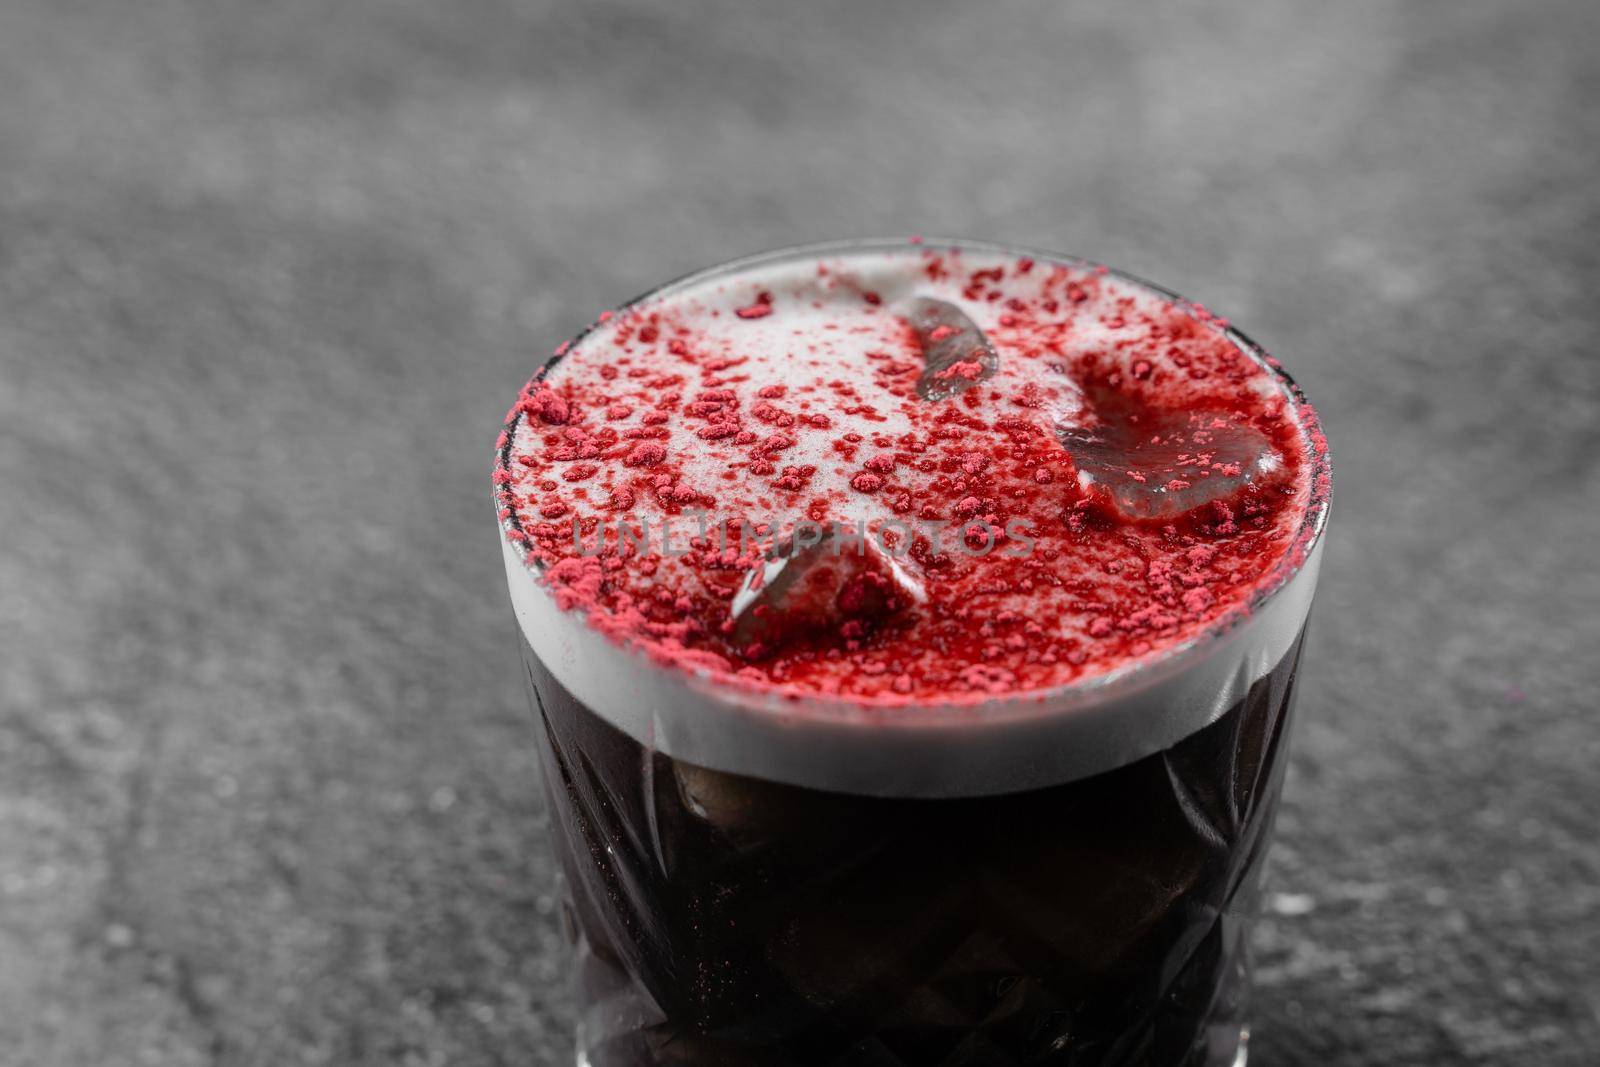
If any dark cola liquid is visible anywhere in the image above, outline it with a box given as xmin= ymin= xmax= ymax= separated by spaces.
xmin=524 ymin=635 xmax=1305 ymax=1067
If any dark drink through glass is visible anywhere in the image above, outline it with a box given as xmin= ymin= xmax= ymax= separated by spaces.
xmin=495 ymin=241 xmax=1331 ymax=1066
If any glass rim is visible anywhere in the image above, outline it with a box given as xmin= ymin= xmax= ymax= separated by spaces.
xmin=496 ymin=236 xmax=1332 ymax=723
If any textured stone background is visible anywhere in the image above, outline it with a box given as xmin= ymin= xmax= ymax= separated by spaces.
xmin=3 ymin=1 xmax=1597 ymax=1064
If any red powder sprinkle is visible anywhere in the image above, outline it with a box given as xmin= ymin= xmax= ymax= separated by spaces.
xmin=624 ymin=442 xmax=668 ymax=467
xmin=752 ymin=401 xmax=793 ymax=425
xmin=773 ymin=468 xmax=806 ymax=491
xmin=850 ymin=472 xmax=884 ymax=493
xmin=697 ymin=421 xmax=741 ymax=440
xmin=936 ymin=359 xmax=984 ymax=382
xmin=523 ymin=387 xmax=569 ymax=425
xmin=563 ymin=463 xmax=599 ymax=482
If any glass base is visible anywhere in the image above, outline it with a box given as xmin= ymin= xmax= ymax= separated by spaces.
xmin=578 ymin=1026 xmax=1250 ymax=1066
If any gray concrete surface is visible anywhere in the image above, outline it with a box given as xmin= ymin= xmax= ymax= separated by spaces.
xmin=2 ymin=1 xmax=1597 ymax=1064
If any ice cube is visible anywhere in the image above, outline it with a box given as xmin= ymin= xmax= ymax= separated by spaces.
xmin=668 ymin=758 xmax=863 ymax=853
xmin=904 ymin=297 xmax=999 ymax=401
xmin=673 ymin=762 xmax=766 ymax=837
xmin=1057 ymin=386 xmax=1280 ymax=521
xmin=729 ymin=525 xmax=925 ymax=651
